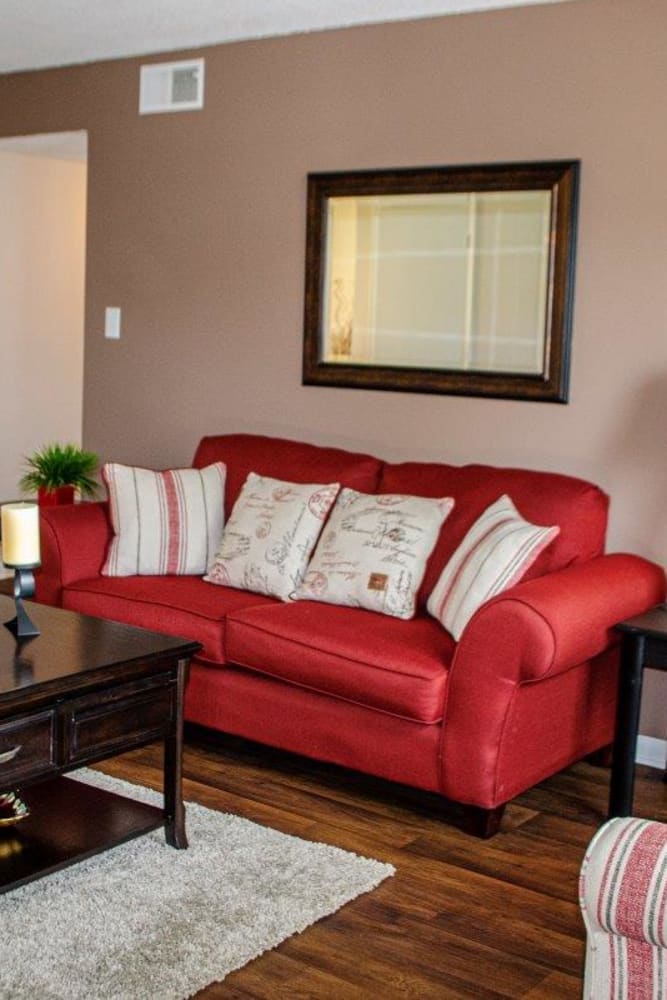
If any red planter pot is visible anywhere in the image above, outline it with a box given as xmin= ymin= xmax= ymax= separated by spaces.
xmin=37 ymin=486 xmax=76 ymax=507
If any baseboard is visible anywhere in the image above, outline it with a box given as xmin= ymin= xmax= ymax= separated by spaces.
xmin=636 ymin=735 xmax=667 ymax=770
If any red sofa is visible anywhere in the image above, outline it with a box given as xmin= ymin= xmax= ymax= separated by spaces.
xmin=35 ymin=434 xmax=665 ymax=835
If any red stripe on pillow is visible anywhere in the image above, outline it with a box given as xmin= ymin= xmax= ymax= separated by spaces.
xmin=175 ymin=470 xmax=189 ymax=574
xmin=157 ymin=472 xmax=168 ymax=574
xmin=163 ymin=470 xmax=182 ymax=575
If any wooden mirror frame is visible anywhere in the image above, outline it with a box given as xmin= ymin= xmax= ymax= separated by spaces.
xmin=302 ymin=160 xmax=579 ymax=402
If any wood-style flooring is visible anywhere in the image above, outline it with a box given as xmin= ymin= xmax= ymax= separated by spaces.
xmin=97 ymin=726 xmax=667 ymax=999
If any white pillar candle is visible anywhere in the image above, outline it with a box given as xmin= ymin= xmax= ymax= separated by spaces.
xmin=1 ymin=502 xmax=41 ymax=567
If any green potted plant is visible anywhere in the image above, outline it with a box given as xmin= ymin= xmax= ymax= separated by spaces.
xmin=20 ymin=443 xmax=99 ymax=506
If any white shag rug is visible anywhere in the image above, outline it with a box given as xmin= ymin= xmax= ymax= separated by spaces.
xmin=0 ymin=770 xmax=394 ymax=1000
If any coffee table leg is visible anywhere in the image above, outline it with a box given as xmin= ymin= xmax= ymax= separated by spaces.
xmin=608 ymin=634 xmax=645 ymax=818
xmin=164 ymin=657 xmax=189 ymax=848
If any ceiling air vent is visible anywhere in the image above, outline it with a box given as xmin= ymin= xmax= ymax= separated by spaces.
xmin=139 ymin=58 xmax=205 ymax=115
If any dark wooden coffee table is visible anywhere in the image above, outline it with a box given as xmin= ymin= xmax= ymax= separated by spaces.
xmin=0 ymin=595 xmax=200 ymax=894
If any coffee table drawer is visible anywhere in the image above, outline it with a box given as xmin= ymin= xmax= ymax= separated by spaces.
xmin=63 ymin=674 xmax=176 ymax=763
xmin=0 ymin=710 xmax=57 ymax=784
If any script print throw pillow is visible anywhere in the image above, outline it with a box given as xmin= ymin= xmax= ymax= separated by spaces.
xmin=296 ymin=489 xmax=454 ymax=620
xmin=102 ymin=462 xmax=226 ymax=577
xmin=427 ymin=493 xmax=560 ymax=640
xmin=205 ymin=473 xmax=340 ymax=600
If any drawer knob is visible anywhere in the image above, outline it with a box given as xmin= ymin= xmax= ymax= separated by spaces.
xmin=0 ymin=745 xmax=22 ymax=765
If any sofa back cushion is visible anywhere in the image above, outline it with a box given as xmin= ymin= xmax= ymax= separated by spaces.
xmin=193 ymin=434 xmax=382 ymax=513
xmin=378 ymin=462 xmax=609 ymax=603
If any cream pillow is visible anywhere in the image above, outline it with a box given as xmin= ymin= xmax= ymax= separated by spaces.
xmin=102 ymin=462 xmax=226 ymax=577
xmin=205 ymin=473 xmax=339 ymax=600
xmin=427 ymin=494 xmax=560 ymax=640
xmin=295 ymin=488 xmax=454 ymax=620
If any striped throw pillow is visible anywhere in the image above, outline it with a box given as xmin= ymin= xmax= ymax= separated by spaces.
xmin=426 ymin=494 xmax=559 ymax=640
xmin=102 ymin=462 xmax=226 ymax=577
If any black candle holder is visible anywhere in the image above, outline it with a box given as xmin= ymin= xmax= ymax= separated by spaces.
xmin=3 ymin=566 xmax=40 ymax=639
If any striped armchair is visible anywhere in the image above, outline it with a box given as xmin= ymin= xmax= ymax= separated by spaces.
xmin=580 ymin=817 xmax=667 ymax=999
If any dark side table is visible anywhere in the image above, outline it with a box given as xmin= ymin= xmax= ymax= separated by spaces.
xmin=608 ymin=604 xmax=667 ymax=818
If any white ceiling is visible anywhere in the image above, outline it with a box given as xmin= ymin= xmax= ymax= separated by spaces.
xmin=0 ymin=0 xmax=576 ymax=75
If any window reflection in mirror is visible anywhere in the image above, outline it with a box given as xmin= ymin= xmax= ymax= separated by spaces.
xmin=304 ymin=162 xmax=579 ymax=402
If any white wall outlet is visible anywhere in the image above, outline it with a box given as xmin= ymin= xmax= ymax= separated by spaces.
xmin=104 ymin=306 xmax=121 ymax=340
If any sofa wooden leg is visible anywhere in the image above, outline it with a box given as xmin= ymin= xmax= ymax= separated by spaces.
xmin=586 ymin=743 xmax=614 ymax=768
xmin=460 ymin=804 xmax=506 ymax=838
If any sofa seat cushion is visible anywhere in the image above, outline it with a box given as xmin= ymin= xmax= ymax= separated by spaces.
xmin=225 ymin=602 xmax=454 ymax=724
xmin=62 ymin=577 xmax=275 ymax=663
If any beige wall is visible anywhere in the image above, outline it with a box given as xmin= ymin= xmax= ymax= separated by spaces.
xmin=0 ymin=150 xmax=86 ymax=503
xmin=1 ymin=0 xmax=666 ymax=732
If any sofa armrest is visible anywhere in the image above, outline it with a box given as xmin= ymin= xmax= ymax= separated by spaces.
xmin=580 ymin=816 xmax=667 ymax=941
xmin=36 ymin=501 xmax=112 ymax=606
xmin=457 ymin=553 xmax=666 ymax=684
xmin=440 ymin=554 xmax=665 ymax=806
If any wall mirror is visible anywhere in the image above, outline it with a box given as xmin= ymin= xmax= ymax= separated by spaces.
xmin=303 ymin=160 xmax=579 ymax=402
